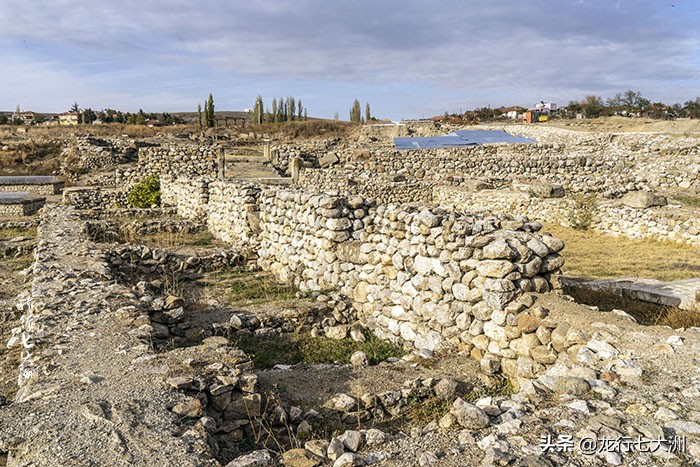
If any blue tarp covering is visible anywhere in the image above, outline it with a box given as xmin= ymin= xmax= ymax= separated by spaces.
xmin=394 ymin=130 xmax=536 ymax=150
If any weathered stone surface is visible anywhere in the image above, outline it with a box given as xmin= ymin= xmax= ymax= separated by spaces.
xmin=305 ymin=440 xmax=330 ymax=458
xmin=339 ymin=430 xmax=362 ymax=452
xmin=282 ymin=448 xmax=322 ymax=467
xmin=325 ymin=393 xmax=358 ymax=412
xmin=451 ymin=398 xmax=490 ymax=430
xmin=319 ymin=152 xmax=340 ymax=168
xmin=621 ymin=191 xmax=667 ymax=208
xmin=434 ymin=378 xmax=459 ymax=400
xmin=226 ymin=450 xmax=272 ymax=467
xmin=553 ymin=377 xmax=590 ymax=396
xmin=350 ymin=351 xmax=369 ymax=367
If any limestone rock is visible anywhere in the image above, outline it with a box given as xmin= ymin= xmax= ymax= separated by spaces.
xmin=172 ymin=398 xmax=203 ymax=418
xmin=339 ymin=430 xmax=362 ymax=452
xmin=282 ymin=448 xmax=322 ymax=467
xmin=434 ymin=378 xmax=459 ymax=400
xmin=364 ymin=428 xmax=386 ymax=446
xmin=333 ymin=452 xmax=364 ymax=467
xmin=225 ymin=450 xmax=272 ymax=467
xmin=327 ymin=437 xmax=346 ymax=461
xmin=350 ymin=351 xmax=368 ymax=367
xmin=621 ymin=191 xmax=667 ymax=208
xmin=451 ymin=398 xmax=490 ymax=430
xmin=319 ymin=152 xmax=340 ymax=168
xmin=325 ymin=393 xmax=358 ymax=412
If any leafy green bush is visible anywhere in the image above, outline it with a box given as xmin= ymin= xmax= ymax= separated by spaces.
xmin=127 ymin=175 xmax=161 ymax=208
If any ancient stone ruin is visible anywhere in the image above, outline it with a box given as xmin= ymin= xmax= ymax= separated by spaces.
xmin=1 ymin=123 xmax=699 ymax=466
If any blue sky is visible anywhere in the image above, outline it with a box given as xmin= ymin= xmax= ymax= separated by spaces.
xmin=1 ymin=0 xmax=699 ymax=120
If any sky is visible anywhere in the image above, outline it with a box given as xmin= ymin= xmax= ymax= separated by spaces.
xmin=1 ymin=0 xmax=699 ymax=120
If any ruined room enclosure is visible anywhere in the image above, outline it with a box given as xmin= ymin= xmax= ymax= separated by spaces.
xmin=89 ymin=212 xmax=513 ymax=461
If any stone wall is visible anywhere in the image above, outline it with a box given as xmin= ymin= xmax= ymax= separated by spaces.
xmin=0 ymin=200 xmax=45 ymax=216
xmin=294 ymin=130 xmax=700 ymax=201
xmin=0 ymin=183 xmax=63 ymax=195
xmin=207 ymin=181 xmax=262 ymax=246
xmin=116 ymin=144 xmax=218 ymax=191
xmin=67 ymin=136 xmax=138 ymax=173
xmin=161 ymin=176 xmax=263 ymax=246
xmin=162 ymin=176 xmax=584 ymax=388
xmin=0 ymin=204 xmax=25 ymax=217
xmin=160 ymin=175 xmax=211 ymax=220
xmin=6 ymin=205 xmax=220 ymax=464
xmin=435 ymin=186 xmax=700 ymax=248
xmin=62 ymin=186 xmax=127 ymax=210
xmin=298 ymin=169 xmax=435 ymax=205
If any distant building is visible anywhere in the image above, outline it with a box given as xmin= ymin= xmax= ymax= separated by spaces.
xmin=20 ymin=111 xmax=35 ymax=124
xmin=532 ymin=101 xmax=557 ymax=112
xmin=523 ymin=102 xmax=557 ymax=123
xmin=59 ymin=112 xmax=80 ymax=126
xmin=501 ymin=106 xmax=526 ymax=120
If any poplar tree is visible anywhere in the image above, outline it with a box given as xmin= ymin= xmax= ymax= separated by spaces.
xmin=350 ymin=98 xmax=362 ymax=123
xmin=206 ymin=93 xmax=215 ymax=127
xmin=297 ymin=99 xmax=303 ymax=120
xmin=280 ymin=97 xmax=287 ymax=122
xmin=253 ymin=95 xmax=264 ymax=125
xmin=365 ymin=102 xmax=371 ymax=122
xmin=272 ymin=98 xmax=278 ymax=123
xmin=287 ymin=97 xmax=296 ymax=121
xmin=197 ymin=103 xmax=203 ymax=128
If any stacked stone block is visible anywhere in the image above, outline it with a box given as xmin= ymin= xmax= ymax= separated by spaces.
xmin=162 ymin=176 xmax=583 ymax=387
xmin=116 ymin=144 xmax=218 ymax=191
xmin=436 ymin=186 xmax=700 ymax=248
xmin=160 ymin=175 xmax=211 ymax=220
xmin=207 ymin=181 xmax=262 ymax=246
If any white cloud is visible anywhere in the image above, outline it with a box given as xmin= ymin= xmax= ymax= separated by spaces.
xmin=0 ymin=0 xmax=698 ymax=117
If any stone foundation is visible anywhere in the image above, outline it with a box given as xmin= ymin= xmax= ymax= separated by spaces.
xmin=0 ymin=197 xmax=45 ymax=216
xmin=435 ymin=186 xmax=700 ymax=248
xmin=0 ymin=176 xmax=64 ymax=195
xmin=161 ymin=176 xmax=589 ymax=388
xmin=116 ymin=144 xmax=218 ymax=191
xmin=62 ymin=186 xmax=127 ymax=209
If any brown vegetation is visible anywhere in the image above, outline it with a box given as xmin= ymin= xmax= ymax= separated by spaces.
xmin=247 ymin=120 xmax=359 ymax=140
xmin=654 ymin=304 xmax=700 ymax=329
xmin=544 ymin=224 xmax=700 ymax=281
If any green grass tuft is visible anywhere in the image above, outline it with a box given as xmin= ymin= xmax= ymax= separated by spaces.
xmin=233 ymin=332 xmax=405 ymax=369
xmin=673 ymin=194 xmax=700 ymax=207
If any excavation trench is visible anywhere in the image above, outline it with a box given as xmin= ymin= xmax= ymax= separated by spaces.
xmin=561 ymin=277 xmax=700 ymax=327
xmin=100 ymin=229 xmax=496 ymax=463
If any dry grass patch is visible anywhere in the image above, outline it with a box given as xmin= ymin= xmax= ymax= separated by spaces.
xmin=543 ymin=224 xmax=700 ymax=281
xmin=654 ymin=305 xmax=700 ymax=329
xmin=232 ymin=333 xmax=405 ymax=369
xmin=0 ymin=227 xmax=36 ymax=239
xmin=672 ymin=194 xmax=700 ymax=208
xmin=247 ymin=120 xmax=358 ymax=139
